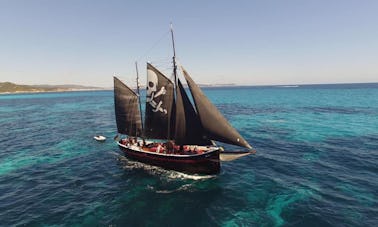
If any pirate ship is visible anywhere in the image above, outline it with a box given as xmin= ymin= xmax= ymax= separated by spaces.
xmin=114 ymin=25 xmax=254 ymax=174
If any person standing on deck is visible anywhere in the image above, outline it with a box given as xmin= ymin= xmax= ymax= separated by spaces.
xmin=166 ymin=140 xmax=174 ymax=153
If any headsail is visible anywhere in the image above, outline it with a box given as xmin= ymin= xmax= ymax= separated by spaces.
xmin=175 ymin=79 xmax=211 ymax=145
xmin=181 ymin=67 xmax=252 ymax=149
xmin=114 ymin=77 xmax=142 ymax=136
xmin=144 ymin=63 xmax=174 ymax=139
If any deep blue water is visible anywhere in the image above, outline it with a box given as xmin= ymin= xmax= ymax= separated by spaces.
xmin=0 ymin=84 xmax=377 ymax=226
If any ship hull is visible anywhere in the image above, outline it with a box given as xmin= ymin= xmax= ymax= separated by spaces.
xmin=117 ymin=143 xmax=220 ymax=174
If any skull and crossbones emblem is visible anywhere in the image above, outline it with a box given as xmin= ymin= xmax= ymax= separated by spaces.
xmin=146 ymin=69 xmax=167 ymax=114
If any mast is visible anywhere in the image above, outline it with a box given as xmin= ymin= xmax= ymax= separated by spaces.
xmin=170 ymin=23 xmax=178 ymax=86
xmin=135 ymin=61 xmax=144 ymax=136
xmin=169 ymin=23 xmax=178 ymax=140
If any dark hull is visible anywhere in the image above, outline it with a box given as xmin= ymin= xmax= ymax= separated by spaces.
xmin=117 ymin=144 xmax=220 ymax=174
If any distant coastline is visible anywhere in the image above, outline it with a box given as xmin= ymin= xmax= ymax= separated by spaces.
xmin=1 ymin=81 xmax=377 ymax=95
xmin=0 ymin=82 xmax=238 ymax=94
xmin=0 ymin=82 xmax=109 ymax=94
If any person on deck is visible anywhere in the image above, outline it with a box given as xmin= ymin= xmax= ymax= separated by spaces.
xmin=166 ymin=140 xmax=174 ymax=153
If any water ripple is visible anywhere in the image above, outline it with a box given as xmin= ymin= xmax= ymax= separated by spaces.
xmin=0 ymin=88 xmax=377 ymax=226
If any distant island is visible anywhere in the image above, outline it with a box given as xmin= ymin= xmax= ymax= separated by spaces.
xmin=0 ymin=81 xmax=237 ymax=94
xmin=0 ymin=82 xmax=106 ymax=94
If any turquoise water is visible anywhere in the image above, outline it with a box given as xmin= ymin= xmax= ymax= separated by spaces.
xmin=0 ymin=84 xmax=377 ymax=226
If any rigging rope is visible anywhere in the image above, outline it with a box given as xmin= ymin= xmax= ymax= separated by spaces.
xmin=136 ymin=31 xmax=170 ymax=62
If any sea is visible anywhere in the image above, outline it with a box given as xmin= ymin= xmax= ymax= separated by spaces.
xmin=0 ymin=83 xmax=377 ymax=226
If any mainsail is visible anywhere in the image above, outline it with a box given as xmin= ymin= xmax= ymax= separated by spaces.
xmin=175 ymin=79 xmax=211 ymax=145
xmin=113 ymin=77 xmax=142 ymax=136
xmin=181 ymin=67 xmax=252 ymax=149
xmin=144 ymin=63 xmax=174 ymax=139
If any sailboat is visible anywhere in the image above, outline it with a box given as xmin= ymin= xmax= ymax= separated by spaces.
xmin=114 ymin=26 xmax=254 ymax=174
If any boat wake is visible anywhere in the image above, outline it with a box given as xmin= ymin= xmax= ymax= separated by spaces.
xmin=165 ymin=171 xmax=217 ymax=180
xmin=148 ymin=184 xmax=193 ymax=194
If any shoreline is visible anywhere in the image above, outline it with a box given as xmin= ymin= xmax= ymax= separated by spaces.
xmin=0 ymin=88 xmax=111 ymax=95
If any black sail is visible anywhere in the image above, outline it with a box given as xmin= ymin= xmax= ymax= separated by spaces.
xmin=114 ymin=77 xmax=142 ymax=136
xmin=182 ymin=67 xmax=252 ymax=149
xmin=175 ymin=79 xmax=211 ymax=145
xmin=174 ymin=79 xmax=185 ymax=143
xmin=144 ymin=63 xmax=174 ymax=139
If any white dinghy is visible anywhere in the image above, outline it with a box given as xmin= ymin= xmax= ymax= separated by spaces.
xmin=94 ymin=135 xmax=106 ymax=141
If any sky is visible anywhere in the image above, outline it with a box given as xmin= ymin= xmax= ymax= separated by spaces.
xmin=0 ymin=0 xmax=377 ymax=87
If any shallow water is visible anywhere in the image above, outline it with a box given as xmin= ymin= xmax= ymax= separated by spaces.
xmin=0 ymin=84 xmax=377 ymax=226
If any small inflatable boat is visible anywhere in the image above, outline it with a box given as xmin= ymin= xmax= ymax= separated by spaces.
xmin=94 ymin=135 xmax=106 ymax=141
